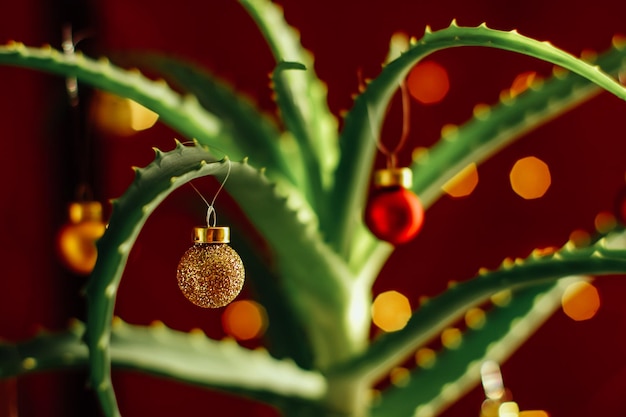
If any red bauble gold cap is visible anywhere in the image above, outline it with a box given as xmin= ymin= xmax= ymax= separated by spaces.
xmin=373 ymin=167 xmax=413 ymax=189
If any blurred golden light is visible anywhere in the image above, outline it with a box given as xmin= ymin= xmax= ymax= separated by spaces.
xmin=407 ymin=61 xmax=450 ymax=104
xmin=499 ymin=401 xmax=520 ymax=417
xmin=222 ymin=300 xmax=268 ymax=340
xmin=415 ymin=347 xmax=436 ymax=368
xmin=519 ymin=411 xmax=550 ymax=417
xmin=491 ymin=289 xmax=512 ymax=307
xmin=389 ymin=366 xmax=410 ymax=387
xmin=441 ymin=328 xmax=462 ymax=349
xmin=372 ymin=291 xmax=411 ymax=332
xmin=569 ymin=229 xmax=591 ymax=248
xmin=561 ymin=281 xmax=600 ymax=321
xmin=594 ymin=211 xmax=616 ymax=233
xmin=509 ymin=71 xmax=538 ymax=98
xmin=56 ymin=201 xmax=106 ymax=275
xmin=481 ymin=361 xmax=505 ymax=400
xmin=509 ymin=156 xmax=551 ymax=199
xmin=91 ymin=91 xmax=158 ymax=136
xmin=442 ymin=162 xmax=479 ymax=198
xmin=481 ymin=399 xmax=500 ymax=417
xmin=129 ymin=99 xmax=159 ymax=131
xmin=465 ymin=307 xmax=486 ymax=329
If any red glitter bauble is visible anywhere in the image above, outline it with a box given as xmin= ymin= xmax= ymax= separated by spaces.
xmin=365 ymin=186 xmax=424 ymax=245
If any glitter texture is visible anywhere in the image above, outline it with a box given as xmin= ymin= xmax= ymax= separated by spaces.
xmin=176 ymin=243 xmax=245 ymax=308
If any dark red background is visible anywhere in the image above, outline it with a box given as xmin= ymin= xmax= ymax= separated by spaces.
xmin=1 ymin=0 xmax=626 ymax=416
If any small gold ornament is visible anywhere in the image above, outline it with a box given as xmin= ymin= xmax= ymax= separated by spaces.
xmin=176 ymin=226 xmax=245 ymax=308
xmin=56 ymin=201 xmax=106 ymax=275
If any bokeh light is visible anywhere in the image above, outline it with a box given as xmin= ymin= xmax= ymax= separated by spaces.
xmin=491 ymin=289 xmax=512 ymax=307
xmin=509 ymin=156 xmax=551 ymax=199
xmin=465 ymin=307 xmax=486 ymax=330
xmin=499 ymin=401 xmax=520 ymax=417
xmin=222 ymin=300 xmax=268 ymax=340
xmin=509 ymin=71 xmax=538 ymax=98
xmin=442 ymin=162 xmax=479 ymax=198
xmin=91 ymin=91 xmax=159 ymax=136
xmin=569 ymin=229 xmax=591 ymax=248
xmin=372 ymin=290 xmax=412 ymax=332
xmin=594 ymin=211 xmax=616 ymax=233
xmin=415 ymin=348 xmax=436 ymax=368
xmin=389 ymin=366 xmax=410 ymax=387
xmin=519 ymin=411 xmax=550 ymax=417
xmin=407 ymin=61 xmax=450 ymax=104
xmin=561 ymin=281 xmax=600 ymax=321
xmin=56 ymin=201 xmax=106 ymax=275
xmin=441 ymin=328 xmax=462 ymax=349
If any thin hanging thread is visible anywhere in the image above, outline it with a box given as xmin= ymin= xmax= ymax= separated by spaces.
xmin=189 ymin=159 xmax=232 ymax=227
xmin=365 ymin=79 xmax=411 ymax=169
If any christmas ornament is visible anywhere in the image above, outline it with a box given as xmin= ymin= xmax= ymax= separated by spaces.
xmin=177 ymin=225 xmax=245 ymax=308
xmin=56 ymin=201 xmax=106 ymax=275
xmin=176 ymin=160 xmax=244 ymax=308
xmin=365 ymin=167 xmax=424 ymax=245
xmin=364 ymin=79 xmax=425 ymax=245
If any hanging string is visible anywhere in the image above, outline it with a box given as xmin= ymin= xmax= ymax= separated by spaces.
xmin=189 ymin=159 xmax=232 ymax=227
xmin=365 ymin=79 xmax=412 ymax=169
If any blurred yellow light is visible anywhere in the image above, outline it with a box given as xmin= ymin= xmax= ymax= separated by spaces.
xmin=389 ymin=366 xmax=410 ymax=387
xmin=509 ymin=71 xmax=538 ymax=98
xmin=222 ymin=300 xmax=268 ymax=340
xmin=481 ymin=399 xmax=500 ymax=417
xmin=499 ymin=401 xmax=519 ymax=417
xmin=129 ymin=99 xmax=159 ymax=131
xmin=594 ymin=211 xmax=616 ymax=234
xmin=519 ymin=411 xmax=550 ymax=417
xmin=465 ymin=307 xmax=486 ymax=329
xmin=415 ymin=348 xmax=436 ymax=368
xmin=91 ymin=91 xmax=158 ymax=136
xmin=561 ymin=281 xmax=600 ymax=321
xmin=491 ymin=289 xmax=512 ymax=307
xmin=56 ymin=201 xmax=106 ymax=275
xmin=441 ymin=328 xmax=462 ymax=349
xmin=407 ymin=61 xmax=450 ymax=104
xmin=442 ymin=163 xmax=479 ymax=198
xmin=569 ymin=229 xmax=591 ymax=248
xmin=509 ymin=156 xmax=551 ymax=199
xmin=372 ymin=291 xmax=411 ymax=332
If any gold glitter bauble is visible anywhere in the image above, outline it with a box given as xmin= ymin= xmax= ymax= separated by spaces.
xmin=176 ymin=243 xmax=245 ymax=308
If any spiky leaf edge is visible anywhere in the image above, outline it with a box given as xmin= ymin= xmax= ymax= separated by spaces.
xmin=330 ymin=23 xmax=626 ymax=262
xmin=238 ymin=0 xmax=339 ymax=224
xmin=85 ymin=142 xmax=364 ymax=416
xmin=335 ymin=228 xmax=626 ymax=383
xmin=117 ymin=52 xmax=303 ymax=187
xmin=371 ymin=279 xmax=580 ymax=417
xmin=0 ymin=42 xmax=291 ymax=184
xmin=0 ymin=318 xmax=326 ymax=405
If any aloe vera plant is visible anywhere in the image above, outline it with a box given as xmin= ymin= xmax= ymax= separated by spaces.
xmin=1 ymin=1 xmax=626 ymax=416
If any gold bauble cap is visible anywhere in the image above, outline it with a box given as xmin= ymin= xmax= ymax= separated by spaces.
xmin=193 ymin=226 xmax=230 ymax=244
xmin=373 ymin=167 xmax=413 ymax=189
xmin=68 ymin=201 xmax=103 ymax=223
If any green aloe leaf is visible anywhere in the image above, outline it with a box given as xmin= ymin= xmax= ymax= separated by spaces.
xmin=238 ymin=0 xmax=339 ymax=220
xmin=330 ymin=23 xmax=626 ymax=260
xmin=359 ymin=35 xmax=626 ymax=276
xmin=412 ymin=37 xmax=626 ymax=207
xmin=85 ymin=142 xmax=362 ymax=417
xmin=0 ymin=319 xmax=326 ymax=405
xmin=336 ymin=228 xmax=626 ymax=383
xmin=371 ymin=279 xmax=579 ymax=417
xmin=120 ymin=53 xmax=302 ymax=187
xmin=0 ymin=43 xmax=289 ymax=184
xmin=270 ymin=60 xmax=327 ymax=214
